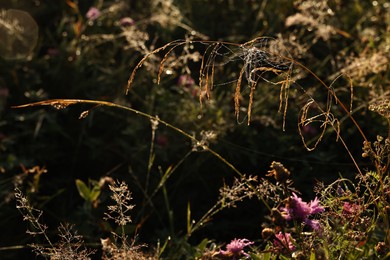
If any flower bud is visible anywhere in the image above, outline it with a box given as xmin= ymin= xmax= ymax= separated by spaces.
xmin=267 ymin=161 xmax=291 ymax=183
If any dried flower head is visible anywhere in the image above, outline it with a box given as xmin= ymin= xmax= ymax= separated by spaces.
xmin=267 ymin=161 xmax=291 ymax=183
xmin=369 ymin=99 xmax=390 ymax=119
xmin=341 ymin=52 xmax=389 ymax=87
xmin=104 ymin=181 xmax=135 ymax=227
xmin=285 ymin=0 xmax=336 ymax=41
xmin=261 ymin=227 xmax=275 ymax=240
xmin=271 ymin=208 xmax=287 ymax=227
xmin=219 ymin=175 xmax=257 ymax=208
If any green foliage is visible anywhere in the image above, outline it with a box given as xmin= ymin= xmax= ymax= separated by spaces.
xmin=75 ymin=179 xmax=101 ymax=204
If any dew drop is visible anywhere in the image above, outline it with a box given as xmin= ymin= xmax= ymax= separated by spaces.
xmin=52 ymin=103 xmax=69 ymax=110
xmin=79 ymin=110 xmax=89 ymax=119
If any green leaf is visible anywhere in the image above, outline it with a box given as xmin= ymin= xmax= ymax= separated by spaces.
xmin=262 ymin=251 xmax=272 ymax=260
xmin=89 ymin=181 xmax=101 ymax=202
xmin=310 ymin=250 xmax=316 ymax=260
xmin=75 ymin=179 xmax=91 ymax=201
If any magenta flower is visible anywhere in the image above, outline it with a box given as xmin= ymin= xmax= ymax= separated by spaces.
xmin=86 ymin=7 xmax=100 ymax=21
xmin=342 ymin=202 xmax=360 ymax=216
xmin=305 ymin=219 xmax=321 ymax=231
xmin=120 ymin=17 xmax=135 ymax=27
xmin=219 ymin=238 xmax=254 ymax=259
xmin=274 ymin=232 xmax=295 ymax=253
xmin=282 ymin=193 xmax=311 ymax=221
xmin=281 ymin=193 xmax=324 ymax=230
xmin=309 ymin=197 xmax=324 ymax=215
xmin=177 ymin=74 xmax=195 ymax=87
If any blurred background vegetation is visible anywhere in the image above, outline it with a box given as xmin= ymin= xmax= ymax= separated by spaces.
xmin=0 ymin=0 xmax=388 ymax=258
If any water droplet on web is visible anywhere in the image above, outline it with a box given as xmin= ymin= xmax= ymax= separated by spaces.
xmin=79 ymin=110 xmax=89 ymax=119
xmin=52 ymin=103 xmax=69 ymax=110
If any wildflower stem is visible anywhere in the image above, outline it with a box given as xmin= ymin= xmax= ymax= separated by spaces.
xmin=14 ymin=99 xmax=244 ymax=177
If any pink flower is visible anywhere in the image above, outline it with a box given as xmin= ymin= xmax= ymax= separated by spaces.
xmin=342 ymin=202 xmax=360 ymax=216
xmin=305 ymin=219 xmax=322 ymax=231
xmin=177 ymin=74 xmax=195 ymax=87
xmin=86 ymin=7 xmax=100 ymax=21
xmin=282 ymin=193 xmax=311 ymax=220
xmin=281 ymin=193 xmax=324 ymax=230
xmin=308 ymin=197 xmax=324 ymax=215
xmin=120 ymin=17 xmax=135 ymax=27
xmin=274 ymin=232 xmax=295 ymax=253
xmin=219 ymin=238 xmax=254 ymax=259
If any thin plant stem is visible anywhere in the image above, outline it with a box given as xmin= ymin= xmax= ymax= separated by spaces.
xmin=13 ymin=99 xmax=244 ymax=181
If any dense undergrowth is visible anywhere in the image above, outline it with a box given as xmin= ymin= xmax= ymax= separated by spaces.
xmin=0 ymin=0 xmax=389 ymax=259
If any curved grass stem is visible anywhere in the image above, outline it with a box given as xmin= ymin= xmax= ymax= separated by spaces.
xmin=13 ymin=98 xmax=244 ymax=177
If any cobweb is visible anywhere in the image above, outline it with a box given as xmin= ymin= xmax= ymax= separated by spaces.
xmin=196 ymin=37 xmax=294 ymax=125
xmin=127 ymin=37 xmax=294 ymax=125
xmin=0 ymin=9 xmax=39 ymax=60
xmin=199 ymin=37 xmax=293 ymax=88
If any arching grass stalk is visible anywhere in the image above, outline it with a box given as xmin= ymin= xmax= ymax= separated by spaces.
xmin=14 ymin=99 xmax=272 ymax=235
xmin=14 ymin=98 xmax=242 ymax=177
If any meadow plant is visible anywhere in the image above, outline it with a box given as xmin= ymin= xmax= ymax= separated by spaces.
xmin=11 ymin=32 xmax=390 ymax=258
xmin=218 ymin=238 xmax=254 ymax=259
xmin=15 ymin=181 xmax=157 ymax=259
xmin=15 ymin=188 xmax=95 ymax=259
xmin=2 ymin=0 xmax=390 ymax=259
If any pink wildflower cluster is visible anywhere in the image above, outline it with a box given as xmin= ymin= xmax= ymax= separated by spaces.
xmin=342 ymin=202 xmax=361 ymax=217
xmin=273 ymin=232 xmax=295 ymax=253
xmin=219 ymin=238 xmax=254 ymax=259
xmin=281 ymin=193 xmax=324 ymax=231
